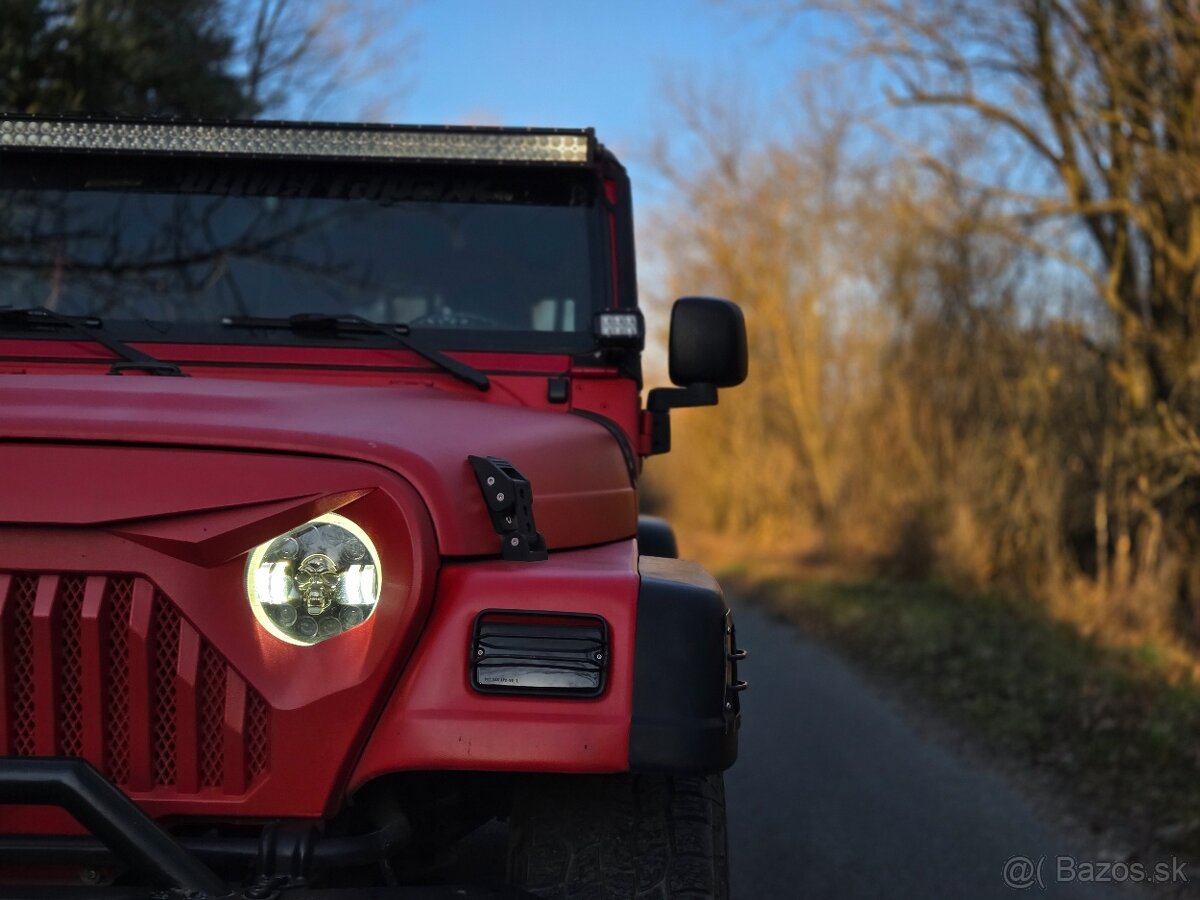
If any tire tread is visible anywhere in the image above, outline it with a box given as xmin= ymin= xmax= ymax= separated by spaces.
xmin=508 ymin=773 xmax=729 ymax=900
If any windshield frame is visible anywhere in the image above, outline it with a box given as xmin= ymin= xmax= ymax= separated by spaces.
xmin=0 ymin=152 xmax=614 ymax=357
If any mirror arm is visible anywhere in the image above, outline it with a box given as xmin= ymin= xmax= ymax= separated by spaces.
xmin=646 ymin=383 xmax=718 ymax=454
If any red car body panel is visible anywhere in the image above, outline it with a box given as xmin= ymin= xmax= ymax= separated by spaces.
xmin=0 ymin=339 xmax=645 ymax=465
xmin=349 ymin=540 xmax=639 ymax=789
xmin=0 ymin=368 xmax=637 ymax=555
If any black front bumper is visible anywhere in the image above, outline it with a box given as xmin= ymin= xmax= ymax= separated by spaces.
xmin=0 ymin=757 xmax=533 ymax=900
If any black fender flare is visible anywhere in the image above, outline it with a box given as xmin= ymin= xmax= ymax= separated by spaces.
xmin=628 ymin=556 xmax=744 ymax=773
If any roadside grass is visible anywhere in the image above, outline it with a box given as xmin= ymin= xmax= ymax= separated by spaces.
xmin=723 ymin=568 xmax=1200 ymax=860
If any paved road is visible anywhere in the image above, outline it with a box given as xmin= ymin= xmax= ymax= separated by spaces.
xmin=726 ymin=598 xmax=1142 ymax=900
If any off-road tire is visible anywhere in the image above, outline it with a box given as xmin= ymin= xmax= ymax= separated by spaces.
xmin=507 ymin=773 xmax=729 ymax=899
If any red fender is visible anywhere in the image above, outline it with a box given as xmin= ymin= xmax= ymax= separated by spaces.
xmin=349 ymin=540 xmax=639 ymax=789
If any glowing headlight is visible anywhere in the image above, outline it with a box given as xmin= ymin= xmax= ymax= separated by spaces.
xmin=246 ymin=513 xmax=381 ymax=645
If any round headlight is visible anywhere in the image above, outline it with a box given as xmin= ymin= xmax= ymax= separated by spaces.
xmin=246 ymin=512 xmax=381 ymax=645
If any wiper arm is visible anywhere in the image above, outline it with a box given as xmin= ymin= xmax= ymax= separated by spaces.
xmin=0 ymin=307 xmax=185 ymax=376
xmin=222 ymin=313 xmax=490 ymax=391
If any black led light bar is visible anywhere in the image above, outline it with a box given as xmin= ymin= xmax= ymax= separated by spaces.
xmin=0 ymin=115 xmax=594 ymax=165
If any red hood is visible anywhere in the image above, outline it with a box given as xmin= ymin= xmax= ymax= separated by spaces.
xmin=0 ymin=375 xmax=636 ymax=555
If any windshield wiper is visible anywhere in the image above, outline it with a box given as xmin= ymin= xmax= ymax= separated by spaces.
xmin=222 ymin=313 xmax=490 ymax=391
xmin=0 ymin=307 xmax=185 ymax=376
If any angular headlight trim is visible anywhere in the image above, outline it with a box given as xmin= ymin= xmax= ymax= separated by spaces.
xmin=245 ymin=512 xmax=382 ymax=646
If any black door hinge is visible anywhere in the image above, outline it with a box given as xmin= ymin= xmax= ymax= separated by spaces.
xmin=468 ymin=455 xmax=548 ymax=562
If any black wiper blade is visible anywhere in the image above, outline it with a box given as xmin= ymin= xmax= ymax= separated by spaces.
xmin=0 ymin=307 xmax=185 ymax=376
xmin=223 ymin=313 xmax=490 ymax=391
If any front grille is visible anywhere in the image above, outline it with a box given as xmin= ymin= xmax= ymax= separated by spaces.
xmin=0 ymin=573 xmax=270 ymax=795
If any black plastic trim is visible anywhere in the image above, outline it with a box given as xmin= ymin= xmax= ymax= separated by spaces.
xmin=636 ymin=516 xmax=678 ymax=558
xmin=629 ymin=558 xmax=741 ymax=774
xmin=645 ymin=383 xmax=718 ymax=455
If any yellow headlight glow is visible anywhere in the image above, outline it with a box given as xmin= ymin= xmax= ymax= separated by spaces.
xmin=245 ymin=512 xmax=381 ymax=645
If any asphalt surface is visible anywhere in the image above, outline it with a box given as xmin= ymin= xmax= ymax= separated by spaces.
xmin=726 ymin=598 xmax=1145 ymax=900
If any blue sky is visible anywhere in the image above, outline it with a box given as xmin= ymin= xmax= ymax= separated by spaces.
xmin=337 ymin=0 xmax=818 ymax=190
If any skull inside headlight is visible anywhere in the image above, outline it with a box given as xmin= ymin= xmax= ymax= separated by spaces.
xmin=246 ymin=513 xmax=381 ymax=645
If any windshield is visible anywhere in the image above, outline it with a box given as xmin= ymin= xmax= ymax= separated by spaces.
xmin=0 ymin=156 xmax=601 ymax=350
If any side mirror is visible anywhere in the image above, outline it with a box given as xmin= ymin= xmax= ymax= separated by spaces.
xmin=647 ymin=297 xmax=748 ymax=454
xmin=669 ymin=297 xmax=748 ymax=388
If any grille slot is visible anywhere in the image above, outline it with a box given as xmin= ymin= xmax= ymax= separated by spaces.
xmin=197 ymin=643 xmax=227 ymax=789
xmin=55 ymin=577 xmax=87 ymax=757
xmin=151 ymin=598 xmax=181 ymax=787
xmin=8 ymin=575 xmax=37 ymax=756
xmin=105 ymin=577 xmax=134 ymax=784
xmin=0 ymin=573 xmax=270 ymax=795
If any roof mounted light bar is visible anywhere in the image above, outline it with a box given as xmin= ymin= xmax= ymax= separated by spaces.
xmin=0 ymin=116 xmax=593 ymax=165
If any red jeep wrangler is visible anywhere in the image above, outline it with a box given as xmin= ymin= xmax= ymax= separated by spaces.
xmin=0 ymin=115 xmax=747 ymax=899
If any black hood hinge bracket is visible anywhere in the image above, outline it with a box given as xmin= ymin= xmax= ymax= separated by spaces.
xmin=468 ymin=455 xmax=549 ymax=562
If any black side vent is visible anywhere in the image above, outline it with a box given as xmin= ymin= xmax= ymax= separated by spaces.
xmin=471 ymin=611 xmax=608 ymax=698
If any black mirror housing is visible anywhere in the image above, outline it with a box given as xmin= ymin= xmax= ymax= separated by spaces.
xmin=646 ymin=297 xmax=748 ymax=455
xmin=668 ymin=297 xmax=748 ymax=388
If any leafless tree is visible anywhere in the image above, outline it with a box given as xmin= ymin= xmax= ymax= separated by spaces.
xmin=237 ymin=0 xmax=416 ymax=119
xmin=727 ymin=0 xmax=1200 ymax=606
